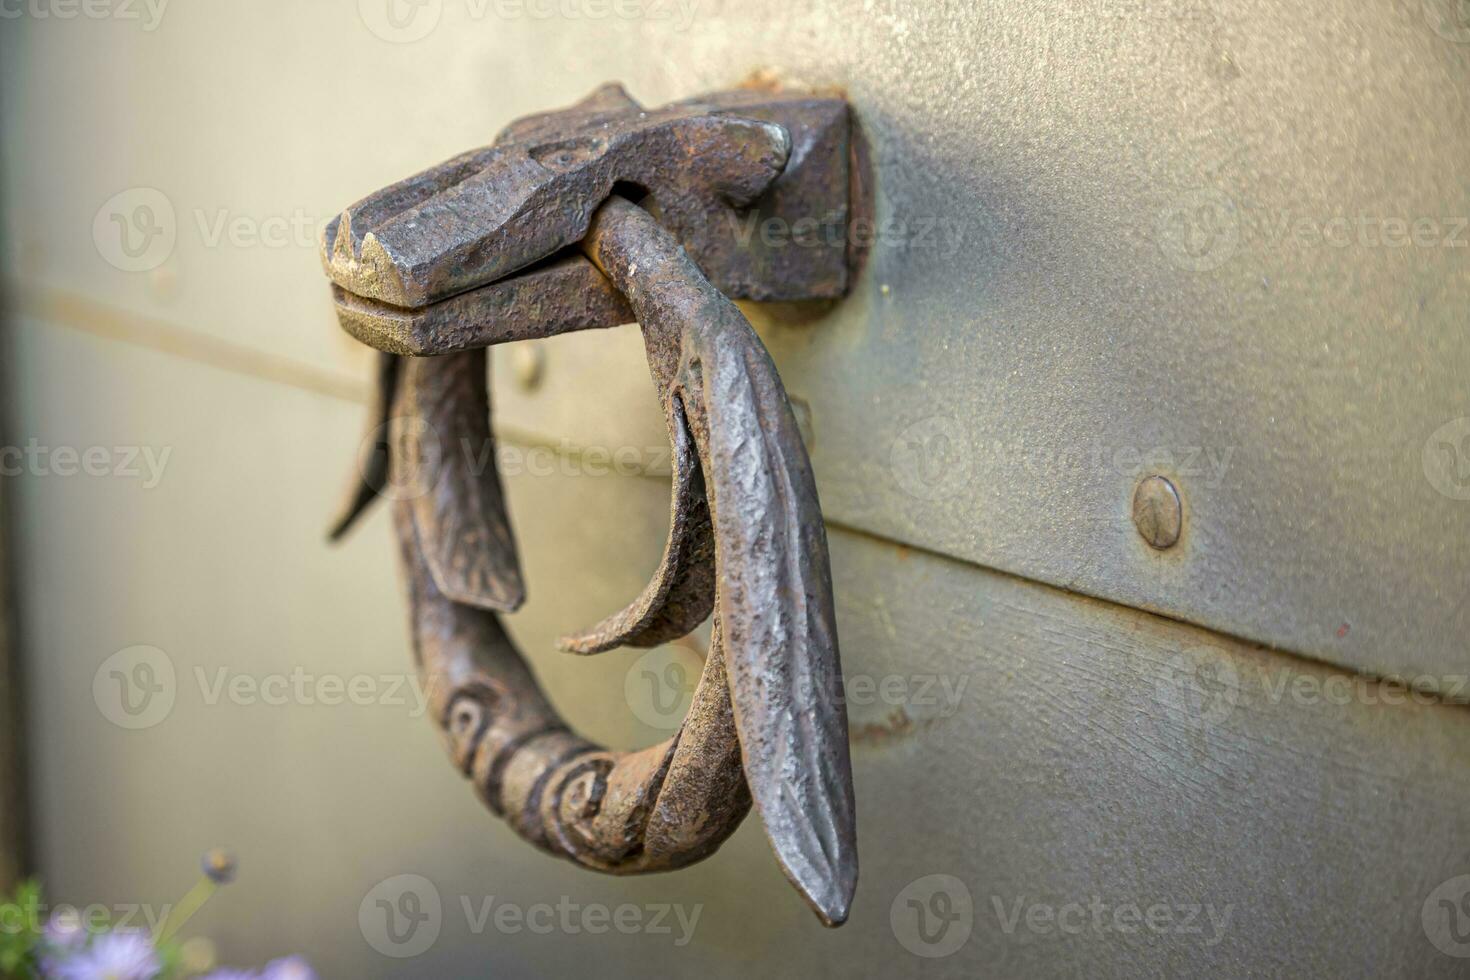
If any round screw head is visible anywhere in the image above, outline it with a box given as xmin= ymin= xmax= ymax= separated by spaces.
xmin=1132 ymin=475 xmax=1182 ymax=550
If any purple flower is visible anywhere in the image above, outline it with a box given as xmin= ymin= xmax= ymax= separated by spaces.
xmin=42 ymin=911 xmax=88 ymax=949
xmin=261 ymin=957 xmax=317 ymax=980
xmin=48 ymin=930 xmax=161 ymax=980
xmin=201 ymin=956 xmax=315 ymax=980
xmin=39 ymin=912 xmax=91 ymax=977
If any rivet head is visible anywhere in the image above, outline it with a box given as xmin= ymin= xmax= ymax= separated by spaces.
xmin=1132 ymin=475 xmax=1182 ymax=550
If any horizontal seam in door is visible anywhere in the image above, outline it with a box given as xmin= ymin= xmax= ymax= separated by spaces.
xmin=9 ymin=283 xmax=1469 ymax=712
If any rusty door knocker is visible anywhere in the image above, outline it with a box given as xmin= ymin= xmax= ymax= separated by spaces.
xmin=320 ymin=84 xmax=861 ymax=926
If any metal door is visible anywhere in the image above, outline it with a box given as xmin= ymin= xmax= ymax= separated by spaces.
xmin=2 ymin=1 xmax=1468 ymax=976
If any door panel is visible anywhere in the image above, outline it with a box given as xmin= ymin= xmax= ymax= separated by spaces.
xmin=7 ymin=316 xmax=1470 ymax=976
xmin=3 ymin=1 xmax=1468 ymax=976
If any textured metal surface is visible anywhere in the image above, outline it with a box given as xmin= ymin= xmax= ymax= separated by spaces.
xmin=325 ymin=143 xmax=857 ymax=923
xmin=581 ymin=198 xmax=857 ymax=925
xmin=8 ymin=314 xmax=1470 ymax=976
xmin=321 ymin=84 xmax=773 ymax=308
xmin=390 ymin=349 xmax=753 ymax=882
xmin=323 ymin=84 xmax=855 ymax=375
xmin=329 ymin=260 xmax=632 ymax=357
xmin=5 ymin=0 xmax=1462 ymax=684
xmin=321 ymin=83 xmax=852 ymax=315
xmin=454 ymin=0 xmax=1470 ymax=692
xmin=5 ymin=1 xmax=1470 ymax=975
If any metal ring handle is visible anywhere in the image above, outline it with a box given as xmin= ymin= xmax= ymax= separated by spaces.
xmin=357 ymin=196 xmax=856 ymax=926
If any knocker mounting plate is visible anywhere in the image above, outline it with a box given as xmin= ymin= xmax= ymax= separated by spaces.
xmin=326 ymin=83 xmax=861 ymax=356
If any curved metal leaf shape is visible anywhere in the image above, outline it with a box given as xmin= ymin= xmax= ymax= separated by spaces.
xmin=398 ymin=350 xmax=525 ymax=612
xmin=582 ymin=197 xmax=857 ymax=926
xmin=558 ymin=397 xmax=716 ymax=654
xmin=684 ymin=312 xmax=857 ymax=927
xmin=327 ymin=351 xmax=399 ymax=541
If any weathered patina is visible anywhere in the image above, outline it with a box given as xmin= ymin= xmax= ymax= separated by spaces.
xmin=323 ymin=85 xmax=859 ymax=926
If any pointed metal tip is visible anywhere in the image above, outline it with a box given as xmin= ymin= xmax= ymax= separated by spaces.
xmin=794 ymin=860 xmax=857 ymax=928
xmin=555 ymin=632 xmax=601 ymax=656
xmin=333 ymin=209 xmax=355 ymax=261
xmin=814 ymin=901 xmax=850 ymax=929
xmin=326 ymin=488 xmax=379 ymax=544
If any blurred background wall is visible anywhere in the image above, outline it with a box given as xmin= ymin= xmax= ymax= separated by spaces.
xmin=2 ymin=1 xmax=1470 ymax=976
